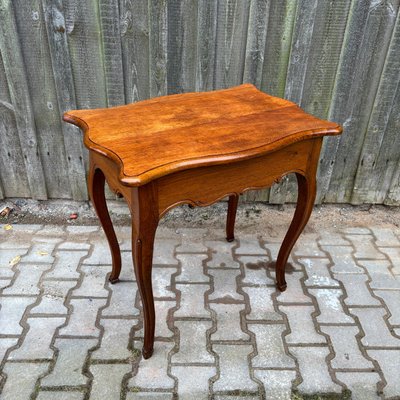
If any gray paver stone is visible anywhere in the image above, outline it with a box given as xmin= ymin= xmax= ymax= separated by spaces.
xmin=36 ymin=391 xmax=84 ymax=400
xmin=126 ymin=393 xmax=173 ymax=400
xmin=236 ymin=237 xmax=266 ymax=255
xmin=45 ymin=250 xmax=87 ymax=279
xmin=299 ymin=258 xmax=340 ymax=287
xmin=254 ymin=370 xmax=296 ymax=400
xmin=0 ymin=338 xmax=18 ymax=363
xmin=294 ymin=234 xmax=326 ymax=257
xmin=374 ymin=290 xmax=400 ymax=325
xmin=172 ymin=320 xmax=214 ymax=364
xmin=210 ymin=303 xmax=249 ymax=341
xmin=291 ymin=346 xmax=342 ymax=394
xmin=309 ymin=288 xmax=354 ymax=324
xmin=154 ymin=238 xmax=179 ymax=265
xmin=350 ymin=307 xmax=400 ymax=347
xmin=380 ymin=247 xmax=400 ymax=274
xmin=0 ymin=248 xmax=28 ymax=278
xmin=171 ymin=366 xmax=216 ymax=400
xmin=1 ymin=362 xmax=49 ymax=400
xmin=336 ymin=372 xmax=380 ymax=400
xmin=89 ymin=364 xmax=131 ymax=400
xmin=208 ymin=268 xmax=243 ymax=301
xmin=276 ymin=271 xmax=311 ymax=303
xmin=280 ymin=305 xmax=326 ymax=344
xmin=0 ymin=297 xmax=36 ymax=334
xmin=92 ymin=318 xmax=138 ymax=360
xmin=174 ymin=283 xmax=211 ymax=318
xmin=321 ymin=246 xmax=364 ymax=273
xmin=358 ymin=260 xmax=400 ymax=289
xmin=345 ymin=234 xmax=385 ymax=259
xmin=59 ymin=298 xmax=107 ymax=337
xmin=176 ymin=228 xmax=208 ymax=253
xmin=320 ymin=326 xmax=373 ymax=369
xmin=8 ymin=317 xmax=65 ymax=360
xmin=212 ymin=344 xmax=258 ymax=392
xmin=206 ymin=240 xmax=239 ymax=268
xmin=153 ymin=267 xmax=177 ymax=298
xmin=243 ymin=286 xmax=282 ymax=321
xmin=129 ymin=342 xmax=175 ymax=389
xmin=102 ymin=281 xmax=139 ymax=317
xmin=176 ymin=253 xmax=208 ymax=283
xmin=367 ymin=349 xmax=400 ymax=398
xmin=318 ymin=231 xmax=350 ymax=246
xmin=41 ymin=338 xmax=98 ymax=386
xmin=21 ymin=242 xmax=57 ymax=263
xmin=250 ymin=324 xmax=294 ymax=368
xmin=371 ymin=227 xmax=400 ymax=247
xmin=239 ymin=255 xmax=274 ymax=285
xmin=72 ymin=265 xmax=109 ymax=298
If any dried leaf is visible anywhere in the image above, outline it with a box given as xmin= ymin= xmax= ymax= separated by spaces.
xmin=9 ymin=255 xmax=21 ymax=266
xmin=37 ymin=251 xmax=48 ymax=256
xmin=3 ymin=224 xmax=12 ymax=231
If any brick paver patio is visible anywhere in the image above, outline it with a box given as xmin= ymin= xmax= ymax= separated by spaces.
xmin=0 ymin=223 xmax=399 ymax=399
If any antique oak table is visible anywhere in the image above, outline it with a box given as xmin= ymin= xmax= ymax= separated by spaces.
xmin=64 ymin=84 xmax=342 ymax=359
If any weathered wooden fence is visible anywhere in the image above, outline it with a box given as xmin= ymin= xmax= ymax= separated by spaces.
xmin=0 ymin=0 xmax=399 ymax=204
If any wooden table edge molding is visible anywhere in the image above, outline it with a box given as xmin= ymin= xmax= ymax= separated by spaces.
xmin=63 ymin=84 xmax=342 ymax=359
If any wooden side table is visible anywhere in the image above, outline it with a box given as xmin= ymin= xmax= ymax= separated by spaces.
xmin=64 ymin=84 xmax=342 ymax=359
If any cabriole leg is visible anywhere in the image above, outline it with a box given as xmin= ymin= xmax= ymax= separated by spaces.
xmin=226 ymin=194 xmax=239 ymax=242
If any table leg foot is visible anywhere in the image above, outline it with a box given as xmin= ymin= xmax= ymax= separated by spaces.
xmin=109 ymin=276 xmax=120 ymax=284
xmin=226 ymin=194 xmax=238 ymax=243
xmin=276 ymin=282 xmax=287 ymax=292
xmin=142 ymin=346 xmax=154 ymax=359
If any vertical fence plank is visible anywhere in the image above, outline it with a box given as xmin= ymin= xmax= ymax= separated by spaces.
xmin=0 ymin=0 xmax=47 ymax=199
xmin=149 ymin=0 xmax=168 ymax=97
xmin=196 ymin=0 xmax=218 ymax=91
xmin=352 ymin=11 xmax=400 ymax=204
xmin=13 ymin=0 xmax=72 ymax=199
xmin=120 ymin=0 xmax=150 ymax=103
xmin=322 ymin=0 xmax=399 ymax=203
xmin=214 ymin=0 xmax=250 ymax=89
xmin=243 ymin=0 xmax=270 ymax=87
xmin=0 ymin=51 xmax=31 ymax=198
xmin=167 ymin=0 xmax=198 ymax=94
xmin=99 ymin=0 xmax=125 ymax=107
xmin=42 ymin=0 xmax=88 ymax=201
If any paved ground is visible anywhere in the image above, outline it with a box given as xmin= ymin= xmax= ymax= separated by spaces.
xmin=0 ymin=223 xmax=399 ymax=399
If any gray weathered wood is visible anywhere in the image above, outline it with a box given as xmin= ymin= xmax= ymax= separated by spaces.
xmin=214 ymin=0 xmax=250 ymax=88
xmin=352 ymin=10 xmax=400 ymax=204
xmin=243 ymin=0 xmax=270 ymax=87
xmin=119 ymin=0 xmax=150 ymax=103
xmin=99 ymin=0 xmax=125 ymax=107
xmin=149 ymin=0 xmax=168 ymax=97
xmin=42 ymin=0 xmax=88 ymax=201
xmin=196 ymin=0 xmax=218 ymax=91
xmin=0 ymin=0 xmax=47 ymax=199
xmin=167 ymin=0 xmax=198 ymax=94
xmin=323 ymin=0 xmax=400 ymax=203
xmin=14 ymin=0 xmax=72 ymax=199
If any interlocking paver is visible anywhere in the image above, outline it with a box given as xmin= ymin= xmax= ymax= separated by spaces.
xmin=0 ymin=248 xmax=28 ymax=278
xmin=72 ymin=265 xmax=108 ymax=298
xmin=318 ymin=231 xmax=350 ymax=246
xmin=309 ymin=288 xmax=354 ymax=324
xmin=1 ymin=362 xmax=49 ymax=400
xmin=380 ymin=247 xmax=400 ymax=274
xmin=128 ymin=342 xmax=175 ymax=389
xmin=374 ymin=290 xmax=400 ymax=325
xmin=243 ymin=286 xmax=282 ymax=321
xmin=171 ymin=366 xmax=215 ymax=400
xmin=171 ymin=320 xmax=214 ymax=363
xmin=92 ymin=318 xmax=137 ymax=360
xmin=20 ymin=241 xmax=57 ymax=263
xmin=299 ymin=258 xmax=340 ymax=287
xmin=254 ymin=369 xmax=296 ymax=400
xmin=207 ymin=240 xmax=239 ymax=268
xmin=89 ymin=364 xmax=131 ymax=400
xmin=102 ymin=281 xmax=139 ymax=317
xmin=174 ymin=283 xmax=210 ymax=318
xmin=8 ymin=317 xmax=64 ymax=360
xmin=31 ymin=280 xmax=78 ymax=315
xmin=36 ymin=391 xmax=84 ymax=400
xmin=59 ymin=298 xmax=107 ymax=337
xmin=154 ymin=238 xmax=180 ymax=265
xmin=358 ymin=260 xmax=400 ymax=289
xmin=0 ymin=338 xmax=18 ymax=363
xmin=350 ymin=308 xmax=400 ymax=347
xmin=294 ymin=234 xmax=326 ymax=257
xmin=320 ymin=325 xmax=373 ymax=369
xmin=335 ymin=372 xmax=380 ymax=400
xmin=209 ymin=268 xmax=243 ymax=301
xmin=126 ymin=393 xmax=173 ymax=400
xmin=0 ymin=297 xmax=35 ymax=334
xmin=176 ymin=253 xmax=208 ymax=283
xmin=280 ymin=305 xmax=325 ymax=344
xmin=239 ymin=255 xmax=274 ymax=285
xmin=210 ymin=303 xmax=249 ymax=341
xmin=276 ymin=271 xmax=311 ymax=303
xmin=2 ymin=264 xmax=50 ymax=295
xmin=176 ymin=228 xmax=208 ymax=253
xmin=41 ymin=338 xmax=98 ymax=386
xmin=371 ymin=227 xmax=400 ymax=247
xmin=153 ymin=267 xmax=177 ymax=298
xmin=367 ymin=349 xmax=400 ymax=398
xmin=212 ymin=344 xmax=258 ymax=392
xmin=45 ymin=250 xmax=87 ymax=279
xmin=345 ymin=234 xmax=385 ymax=259
xmin=236 ymin=237 xmax=266 ymax=255
xmin=249 ymin=324 xmax=294 ymax=368
xmin=291 ymin=346 xmax=342 ymax=394
xmin=335 ymin=273 xmax=381 ymax=306
xmin=321 ymin=245 xmax=364 ymax=273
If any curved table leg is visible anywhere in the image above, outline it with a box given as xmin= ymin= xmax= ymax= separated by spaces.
xmin=226 ymin=194 xmax=239 ymax=242
xmin=275 ymin=172 xmax=316 ymax=291
xmin=88 ymin=165 xmax=121 ymax=283
xmin=128 ymin=184 xmax=159 ymax=359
